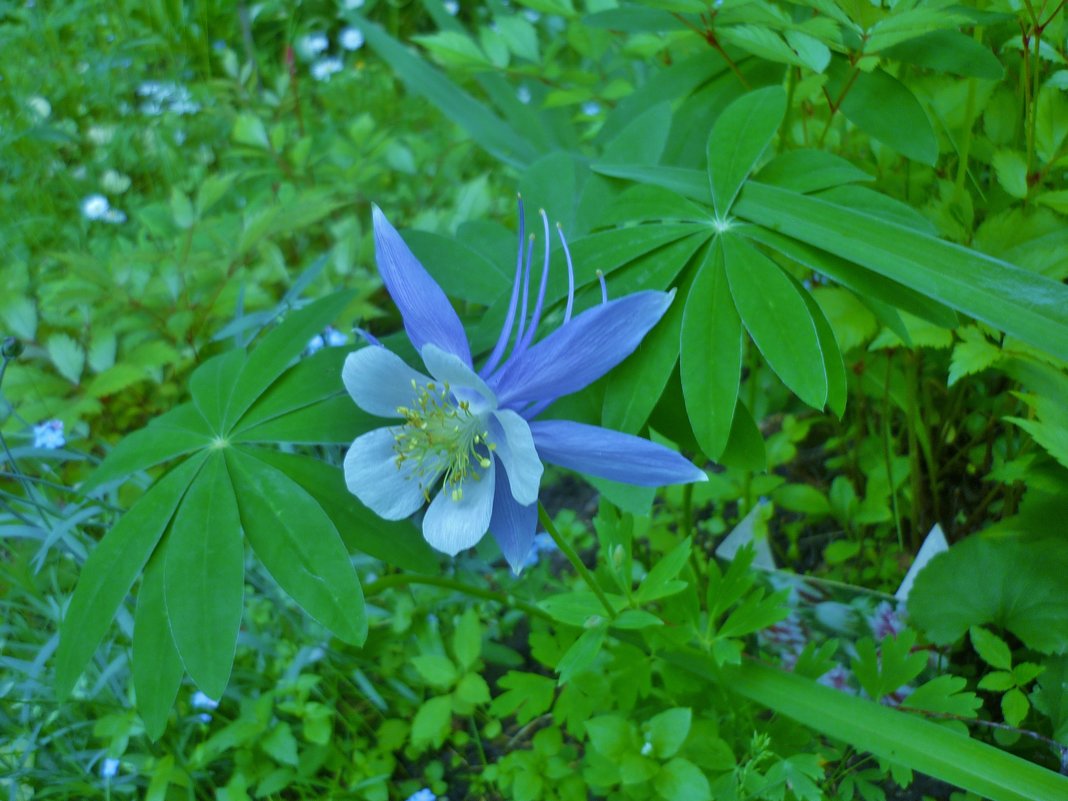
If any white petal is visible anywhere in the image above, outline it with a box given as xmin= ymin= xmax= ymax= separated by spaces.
xmin=421 ymin=458 xmax=496 ymax=556
xmin=421 ymin=344 xmax=497 ymax=411
xmin=344 ymin=427 xmax=431 ymax=520
xmin=342 ymin=347 xmax=429 ymax=418
xmin=489 ymin=409 xmax=543 ymax=506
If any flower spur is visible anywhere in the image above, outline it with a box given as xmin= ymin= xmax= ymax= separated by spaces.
xmin=343 ymin=201 xmax=706 ymax=572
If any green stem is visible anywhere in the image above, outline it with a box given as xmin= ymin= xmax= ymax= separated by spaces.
xmin=363 ymin=573 xmax=551 ymax=622
xmin=538 ymin=502 xmax=615 ymax=618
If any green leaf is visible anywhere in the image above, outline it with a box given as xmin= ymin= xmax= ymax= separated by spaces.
xmin=189 ymin=349 xmax=245 ymax=433
xmin=233 ymin=394 xmax=370 ymax=445
xmin=801 ymin=284 xmax=848 ymax=418
xmin=722 ymin=234 xmax=827 ymax=409
xmin=170 ymin=188 xmax=195 ymax=229
xmin=491 ymin=671 xmax=556 ymax=724
xmin=719 ymin=399 xmax=766 ymax=471
xmin=883 ymin=30 xmax=1003 ymax=79
xmin=654 ymin=757 xmax=711 ymax=801
xmin=165 ymin=452 xmax=244 ymax=699
xmin=261 ymin=723 xmax=299 ymax=766
xmin=541 ymin=591 xmax=614 ymax=627
xmin=410 ymin=696 xmax=453 ymax=750
xmin=455 ymin=672 xmax=491 ymax=705
xmin=979 ymin=671 xmax=1016 ymax=692
xmin=241 ymin=448 xmax=437 ymax=572
xmin=646 ymin=708 xmax=691 ymax=759
xmin=904 ymin=675 xmax=981 ymax=718
xmin=223 ymin=291 xmax=354 ymax=430
xmin=852 ymin=631 xmax=927 ymax=701
xmin=829 ymin=60 xmax=938 ymax=165
xmin=972 ymin=626 xmax=1013 ymax=671
xmin=133 ymin=550 xmax=185 ymax=740
xmin=756 ymin=149 xmax=873 ymax=194
xmin=225 ymin=447 xmax=367 ymax=646
xmin=412 ymin=654 xmax=459 ymax=689
xmin=602 ymin=234 xmax=709 ymax=433
xmin=682 ymin=241 xmax=741 ymax=459
xmin=55 ymin=453 xmax=208 ymax=700
xmin=585 ymin=714 xmax=636 ymax=760
xmin=707 ymin=86 xmax=786 ymax=217
xmin=1003 ymin=688 xmax=1030 ymax=727
xmin=453 ymin=609 xmax=482 ymax=672
xmin=82 ymin=403 xmax=213 ymax=492
xmin=736 ymin=183 xmax=1068 ymax=362
xmin=591 ymin=163 xmax=708 ymax=203
xmin=993 ymin=150 xmax=1029 ymax=198
xmin=47 ymin=332 xmax=85 ymax=384
xmin=406 ymin=230 xmax=510 ymax=306
xmin=949 ymin=327 xmax=1001 ymax=385
xmin=636 ymin=537 xmax=692 ymax=605
xmin=908 ymin=536 xmax=1068 ymax=654
xmin=1032 ymin=655 xmax=1068 ymax=745
xmin=232 ymin=113 xmax=269 ymax=148
xmin=557 ymin=626 xmax=607 ymax=684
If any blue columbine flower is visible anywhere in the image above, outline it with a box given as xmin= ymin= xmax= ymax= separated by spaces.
xmin=343 ymin=203 xmax=706 ymax=572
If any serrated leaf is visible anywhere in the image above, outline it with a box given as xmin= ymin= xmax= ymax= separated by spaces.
xmin=455 ymin=672 xmax=491 ymax=705
xmin=165 ymin=452 xmax=244 ymax=699
xmin=232 ymin=113 xmax=268 ymax=148
xmin=261 ymin=723 xmax=299 ymax=766
xmin=491 ymin=671 xmax=556 ymax=724
xmin=707 ymin=86 xmax=786 ymax=216
xmin=55 ymin=452 xmax=208 ymax=700
xmin=972 ymin=626 xmax=1013 ymax=671
xmin=979 ymin=672 xmax=1016 ymax=692
xmin=453 ymin=609 xmax=482 ymax=671
xmin=1032 ymin=655 xmax=1068 ymax=744
xmin=226 ymin=447 xmax=366 ymax=645
xmin=1003 ymin=688 xmax=1030 ymax=727
xmin=905 ymin=675 xmax=981 ymax=717
xmin=412 ymin=654 xmax=459 ymax=688
xmin=557 ymin=626 xmax=607 ymax=684
xmin=1 ymin=296 xmax=37 ymax=339
xmin=993 ymin=150 xmax=1029 ymax=198
xmin=48 ymin=332 xmax=85 ymax=384
xmin=636 ymin=537 xmax=692 ymax=605
xmin=410 ymin=696 xmax=453 ymax=749
xmin=133 ymin=549 xmax=184 ymax=740
xmin=949 ymin=327 xmax=1001 ymax=385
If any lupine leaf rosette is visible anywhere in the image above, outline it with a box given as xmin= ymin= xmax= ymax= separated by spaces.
xmin=344 ymin=203 xmax=707 ymax=571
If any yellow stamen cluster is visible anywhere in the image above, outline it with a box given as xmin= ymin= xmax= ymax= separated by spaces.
xmin=394 ymin=380 xmax=493 ymax=502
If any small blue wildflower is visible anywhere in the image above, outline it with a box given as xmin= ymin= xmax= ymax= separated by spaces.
xmin=340 ymin=26 xmax=365 ymax=51
xmin=33 ymin=419 xmax=65 ymax=450
xmin=100 ymin=757 xmax=120 ymax=779
xmin=81 ymin=194 xmax=109 ymax=221
xmin=405 ymin=789 xmax=436 ymax=801
xmin=311 ymin=56 xmax=344 ymax=82
xmin=191 ymin=690 xmax=219 ymax=710
xmin=300 ymin=32 xmax=330 ymax=58
xmin=342 ymin=203 xmax=706 ymax=572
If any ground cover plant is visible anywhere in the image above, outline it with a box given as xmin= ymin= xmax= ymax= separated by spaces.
xmin=3 ymin=0 xmax=1068 ymax=799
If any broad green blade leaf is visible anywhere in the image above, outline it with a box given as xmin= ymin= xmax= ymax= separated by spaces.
xmin=719 ymin=398 xmax=765 ymax=470
xmin=722 ymin=234 xmax=828 ymax=409
xmin=82 ymin=403 xmax=213 ymax=492
xmin=245 ymin=448 xmax=438 ymax=572
xmin=681 ymin=241 xmax=741 ymax=459
xmin=233 ymin=395 xmax=373 ymax=445
xmin=407 ymin=230 xmax=511 ymax=305
xmin=165 ymin=451 xmax=243 ymax=699
xmin=814 ymin=185 xmax=937 ymax=235
xmin=189 ymin=349 xmax=246 ymax=433
xmin=232 ymin=347 xmax=349 ymax=436
xmin=828 ymin=60 xmax=937 ymax=165
xmin=55 ymin=452 xmax=208 ymax=700
xmin=736 ymin=183 xmax=1068 ymax=362
xmin=600 ymin=185 xmax=712 ymax=227
xmin=591 ymin=163 xmax=709 ymax=203
xmin=755 ymin=149 xmax=873 ymax=194
xmin=741 ymin=225 xmax=955 ymax=330
xmin=223 ymin=291 xmax=355 ymax=431
xmin=134 ymin=549 xmax=184 ymax=741
xmin=908 ymin=536 xmax=1068 ymax=653
xmin=602 ymin=235 xmax=710 ymax=433
xmin=681 ymin=655 xmax=1068 ymax=801
xmin=352 ymin=14 xmax=539 ymax=169
xmin=520 ymin=151 xmax=581 ymax=237
xmin=601 ymin=101 xmax=673 ymax=165
xmin=707 ymin=87 xmax=786 ymax=217
xmin=883 ymin=30 xmax=1004 ymax=80
xmin=226 ymin=447 xmax=367 ymax=646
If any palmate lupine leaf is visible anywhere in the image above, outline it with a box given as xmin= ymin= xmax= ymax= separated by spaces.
xmin=735 ymin=182 xmax=1068 ymax=362
xmin=706 ymin=86 xmax=786 ymax=217
xmin=133 ymin=550 xmax=184 ymax=740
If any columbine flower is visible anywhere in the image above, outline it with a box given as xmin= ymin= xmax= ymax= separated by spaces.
xmin=33 ymin=420 xmax=65 ymax=450
xmin=342 ymin=203 xmax=706 ymax=571
xmin=311 ymin=57 xmax=344 ymax=82
xmin=81 ymin=194 xmax=110 ymax=221
xmin=339 ymin=26 xmax=365 ymax=51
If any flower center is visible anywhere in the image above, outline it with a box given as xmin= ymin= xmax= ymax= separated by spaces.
xmin=393 ymin=380 xmax=493 ymax=501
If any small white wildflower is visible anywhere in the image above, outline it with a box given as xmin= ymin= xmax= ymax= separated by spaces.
xmin=27 ymin=96 xmax=51 ymax=120
xmin=86 ymin=125 xmax=114 ymax=146
xmin=101 ymin=169 xmax=131 ymax=194
xmin=516 ymin=85 xmax=531 ymax=104
xmin=640 ymin=741 xmax=653 ymax=756
xmin=33 ymin=420 xmax=65 ymax=450
xmin=191 ymin=691 xmax=219 ymax=710
xmin=81 ymin=194 xmax=110 ymax=221
xmin=443 ymin=0 xmax=459 ymax=14
xmin=306 ymin=334 xmax=326 ymax=355
xmin=301 ymin=32 xmax=330 ymax=57
xmin=339 ymin=27 xmax=365 ymax=51
xmin=324 ymin=326 xmax=348 ymax=347
xmin=104 ymin=208 xmax=127 ymax=224
xmin=405 ymin=789 xmax=436 ymax=801
xmin=582 ymin=100 xmax=601 ymax=117
xmin=311 ymin=56 xmax=344 ymax=82
xmin=100 ymin=757 xmax=120 ymax=779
